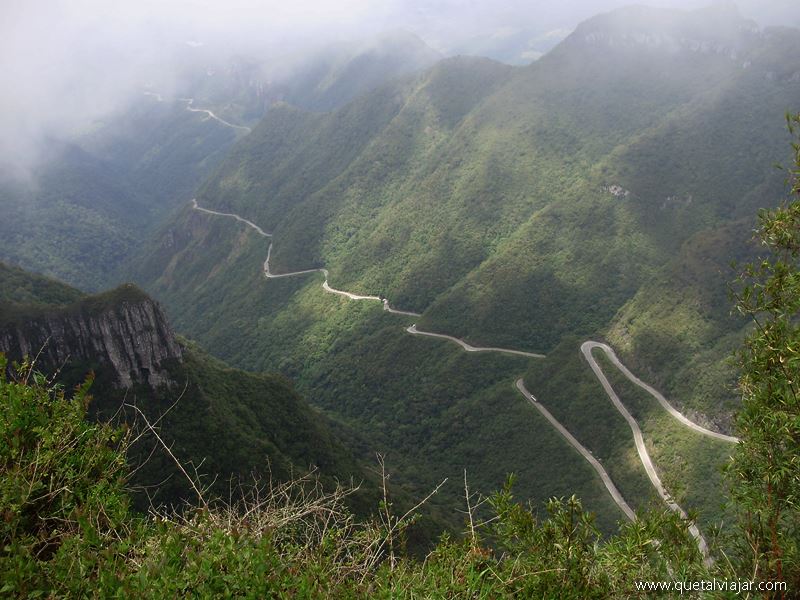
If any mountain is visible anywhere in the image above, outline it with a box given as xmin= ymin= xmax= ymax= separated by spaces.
xmin=147 ymin=4 xmax=799 ymax=410
xmin=177 ymin=31 xmax=442 ymax=121
xmin=0 ymin=32 xmax=440 ymax=294
xmin=132 ymin=4 xmax=799 ymax=530
xmin=0 ymin=261 xmax=367 ymax=509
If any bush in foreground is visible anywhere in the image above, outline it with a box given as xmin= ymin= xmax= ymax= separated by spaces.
xmin=0 ymin=358 xmax=716 ymax=598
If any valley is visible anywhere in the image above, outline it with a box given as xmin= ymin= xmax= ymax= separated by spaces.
xmin=188 ymin=194 xmax=739 ymax=559
xmin=2 ymin=2 xmax=800 ymax=593
xmin=124 ymin=5 xmax=800 ymax=543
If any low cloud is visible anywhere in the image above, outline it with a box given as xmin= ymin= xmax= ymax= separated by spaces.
xmin=1 ymin=0 xmax=795 ymax=178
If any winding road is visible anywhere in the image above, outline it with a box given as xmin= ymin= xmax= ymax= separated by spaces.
xmin=192 ymin=199 xmax=269 ymax=235
xmin=407 ymin=324 xmax=544 ymax=358
xmin=580 ymin=341 xmax=715 ymax=562
xmin=192 ymin=199 xmax=420 ymax=316
xmin=144 ymin=92 xmax=251 ymax=133
xmin=181 ymin=98 xmax=252 ymax=133
xmin=584 ymin=342 xmax=739 ymax=443
xmin=190 ymin=198 xmax=738 ymax=561
xmin=516 ymin=379 xmax=636 ymax=521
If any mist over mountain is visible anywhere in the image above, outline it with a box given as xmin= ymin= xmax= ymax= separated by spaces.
xmin=128 ymin=2 xmax=800 ymax=535
xmin=2 ymin=0 xmax=800 ymax=594
xmin=2 ymin=0 xmax=796 ymax=179
xmin=0 ymin=30 xmax=441 ymax=291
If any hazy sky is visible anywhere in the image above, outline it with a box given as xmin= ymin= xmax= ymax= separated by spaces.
xmin=1 ymin=0 xmax=796 ymax=178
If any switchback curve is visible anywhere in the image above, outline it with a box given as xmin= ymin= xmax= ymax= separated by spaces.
xmin=143 ymin=92 xmax=251 ymax=133
xmin=190 ymin=198 xmax=736 ymax=557
xmin=583 ymin=342 xmax=739 ymax=443
xmin=181 ymin=98 xmax=252 ymax=133
xmin=580 ymin=342 xmax=717 ymax=562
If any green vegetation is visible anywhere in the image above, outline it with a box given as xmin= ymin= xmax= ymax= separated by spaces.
xmin=523 ymin=338 xmax=659 ymax=514
xmin=3 ymin=93 xmax=800 ymax=599
xmin=0 ymin=105 xmax=237 ymax=293
xmin=0 ymin=261 xmax=84 ymax=307
xmin=591 ymin=349 xmax=735 ymax=531
xmin=0 ymin=282 xmax=149 ymax=327
xmin=140 ymin=4 xmax=800 ymax=430
xmin=262 ymin=31 xmax=442 ymax=115
xmin=101 ymin=341 xmax=372 ymax=513
xmin=0 ymin=144 xmax=146 ymax=291
xmin=134 ymin=210 xmax=629 ymax=533
xmin=126 ymin=8 xmax=800 ymax=566
xmin=0 ymin=82 xmax=258 ymax=292
xmin=297 ymin=319 xmax=626 ymax=534
xmin=5 ymin=5 xmax=798 ymax=593
xmin=0 ymin=33 xmax=442 ymax=295
xmin=0 ymin=361 xmax=137 ymax=597
xmin=133 ymin=6 xmax=797 ymax=534
xmin=0 ymin=267 xmax=371 ymax=517
xmin=0 ymin=364 xmax=714 ymax=597
xmin=605 ymin=219 xmax=753 ymax=426
xmin=726 ymin=113 xmax=800 ymax=590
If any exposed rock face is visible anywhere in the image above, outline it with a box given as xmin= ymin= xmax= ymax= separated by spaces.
xmin=0 ymin=285 xmax=182 ymax=388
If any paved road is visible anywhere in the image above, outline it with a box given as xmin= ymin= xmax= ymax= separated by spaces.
xmin=192 ymin=199 xmax=419 ymax=315
xmin=406 ymin=324 xmax=545 ymax=358
xmin=583 ymin=341 xmax=739 ymax=443
xmin=383 ymin=300 xmax=422 ymax=317
xmin=581 ymin=342 xmax=712 ymax=563
xmin=181 ymin=98 xmax=252 ymax=133
xmin=516 ymin=379 xmax=636 ymax=521
xmin=190 ymin=198 xmax=729 ymax=554
xmin=191 ymin=199 xmax=271 ymax=236
xmin=144 ymin=92 xmax=251 ymax=132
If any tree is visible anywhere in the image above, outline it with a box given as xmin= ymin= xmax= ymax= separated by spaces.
xmin=729 ymin=113 xmax=800 ymax=596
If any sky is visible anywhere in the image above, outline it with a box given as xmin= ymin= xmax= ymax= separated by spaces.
xmin=1 ymin=0 xmax=797 ymax=178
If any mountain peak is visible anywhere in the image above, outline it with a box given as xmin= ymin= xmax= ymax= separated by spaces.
xmin=562 ymin=3 xmax=759 ymax=55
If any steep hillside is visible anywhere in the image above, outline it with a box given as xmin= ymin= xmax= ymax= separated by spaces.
xmin=130 ymin=207 xmax=630 ymax=530
xmin=130 ymin=5 xmax=798 ymax=534
xmin=141 ymin=4 xmax=799 ymax=418
xmin=0 ymin=107 xmax=241 ymax=293
xmin=270 ymin=31 xmax=443 ymax=114
xmin=82 ymin=97 xmax=241 ymax=213
xmin=0 ymin=263 xmax=367 ymax=509
xmin=0 ymin=33 xmax=440 ymax=293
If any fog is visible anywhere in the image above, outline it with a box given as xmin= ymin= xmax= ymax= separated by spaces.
xmin=1 ymin=0 xmax=796 ymax=177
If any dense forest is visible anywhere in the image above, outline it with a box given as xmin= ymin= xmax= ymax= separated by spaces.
xmin=126 ymin=5 xmax=800 ymax=538
xmin=2 ymin=3 xmax=800 ymax=596
xmin=2 ymin=114 xmax=798 ymax=598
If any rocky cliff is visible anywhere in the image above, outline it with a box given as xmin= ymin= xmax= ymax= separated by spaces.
xmin=0 ymin=284 xmax=182 ymax=388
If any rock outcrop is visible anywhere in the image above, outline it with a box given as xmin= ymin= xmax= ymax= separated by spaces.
xmin=0 ymin=284 xmax=182 ymax=388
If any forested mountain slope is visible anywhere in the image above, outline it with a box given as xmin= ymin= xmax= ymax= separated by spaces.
xmin=0 ymin=262 xmax=367 ymax=510
xmin=127 ymin=5 xmax=797 ymax=532
xmin=141 ymin=4 xmax=799 ymax=420
xmin=0 ymin=33 xmax=439 ymax=294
